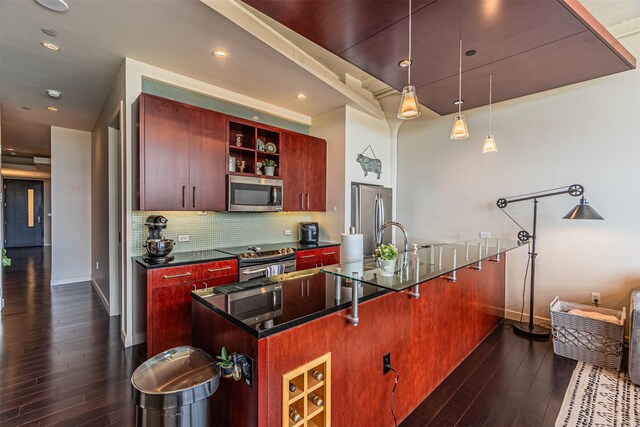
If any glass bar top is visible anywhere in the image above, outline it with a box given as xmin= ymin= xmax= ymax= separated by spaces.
xmin=320 ymin=238 xmax=525 ymax=292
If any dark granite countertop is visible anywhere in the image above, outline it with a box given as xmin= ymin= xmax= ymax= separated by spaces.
xmin=192 ymin=269 xmax=388 ymax=339
xmin=133 ymin=249 xmax=237 ymax=269
xmin=133 ymin=241 xmax=340 ymax=270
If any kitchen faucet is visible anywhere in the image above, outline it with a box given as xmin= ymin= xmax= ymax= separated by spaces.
xmin=377 ymin=221 xmax=409 ymax=254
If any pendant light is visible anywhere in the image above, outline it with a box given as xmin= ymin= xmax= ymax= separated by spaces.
xmin=397 ymin=0 xmax=420 ymax=120
xmin=450 ymin=40 xmax=469 ymax=139
xmin=482 ymin=74 xmax=498 ymax=154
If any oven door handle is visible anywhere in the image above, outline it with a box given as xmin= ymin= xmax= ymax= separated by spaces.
xmin=241 ymin=267 xmax=268 ymax=275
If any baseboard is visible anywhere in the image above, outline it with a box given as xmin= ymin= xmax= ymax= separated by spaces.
xmin=90 ymin=278 xmax=110 ymax=314
xmin=504 ymin=309 xmax=551 ymax=326
xmin=121 ymin=329 xmax=133 ymax=347
xmin=50 ymin=276 xmax=92 ymax=286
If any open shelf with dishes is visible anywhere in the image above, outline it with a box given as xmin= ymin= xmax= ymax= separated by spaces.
xmin=282 ymin=353 xmax=331 ymax=427
xmin=228 ymin=119 xmax=281 ymax=178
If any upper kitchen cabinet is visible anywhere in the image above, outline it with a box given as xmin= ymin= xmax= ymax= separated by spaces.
xmin=281 ymin=132 xmax=326 ymax=211
xmin=136 ymin=94 xmax=226 ymax=211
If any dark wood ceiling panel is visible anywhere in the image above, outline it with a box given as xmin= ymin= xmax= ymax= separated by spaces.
xmin=243 ymin=0 xmax=436 ymax=53
xmin=419 ymin=30 xmax=631 ymax=115
xmin=339 ymin=0 xmax=588 ymax=91
xmin=242 ymin=0 xmax=636 ymax=115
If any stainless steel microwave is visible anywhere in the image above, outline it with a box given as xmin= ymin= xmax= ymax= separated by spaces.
xmin=228 ymin=176 xmax=283 ymax=212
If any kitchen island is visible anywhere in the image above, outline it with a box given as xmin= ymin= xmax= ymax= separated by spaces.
xmin=192 ymin=239 xmax=523 ymax=426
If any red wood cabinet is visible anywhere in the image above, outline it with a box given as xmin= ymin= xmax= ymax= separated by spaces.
xmin=295 ymin=247 xmax=340 ymax=271
xmin=146 ymin=259 xmax=238 ymax=357
xmin=281 ymin=132 xmax=327 ymax=212
xmin=137 ymin=94 xmax=226 ymax=211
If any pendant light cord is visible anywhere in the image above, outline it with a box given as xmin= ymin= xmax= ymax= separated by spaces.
xmin=458 ymin=39 xmax=462 ymax=116
xmin=489 ymin=74 xmax=492 ymax=135
xmin=408 ymin=0 xmax=412 ymax=85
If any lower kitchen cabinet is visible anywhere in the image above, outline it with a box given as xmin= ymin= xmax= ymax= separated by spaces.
xmin=145 ymin=259 xmax=238 ymax=357
xmin=296 ymin=246 xmax=340 ymax=271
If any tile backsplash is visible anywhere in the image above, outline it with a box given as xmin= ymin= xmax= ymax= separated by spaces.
xmin=132 ymin=211 xmax=312 ymax=256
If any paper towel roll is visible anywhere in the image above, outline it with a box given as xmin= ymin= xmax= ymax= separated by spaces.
xmin=340 ymin=233 xmax=364 ymax=265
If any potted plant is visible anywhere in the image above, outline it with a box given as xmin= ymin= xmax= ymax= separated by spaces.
xmin=263 ymin=159 xmax=277 ymax=176
xmin=2 ymin=249 xmax=10 ymax=267
xmin=216 ymin=347 xmax=235 ymax=378
xmin=374 ymin=244 xmax=398 ymax=276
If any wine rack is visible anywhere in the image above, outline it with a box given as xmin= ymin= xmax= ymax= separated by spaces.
xmin=282 ymin=353 xmax=331 ymax=427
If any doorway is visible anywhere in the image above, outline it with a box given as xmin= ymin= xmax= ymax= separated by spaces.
xmin=108 ymin=102 xmax=125 ymax=318
xmin=4 ymin=179 xmax=45 ymax=248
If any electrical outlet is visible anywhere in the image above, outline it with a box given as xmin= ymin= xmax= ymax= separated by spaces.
xmin=178 ymin=235 xmax=190 ymax=243
xmin=592 ymin=292 xmax=601 ymax=305
xmin=480 ymin=231 xmax=491 ymax=238
xmin=284 ymin=229 xmax=292 ymax=236
xmin=383 ymin=352 xmax=391 ymax=374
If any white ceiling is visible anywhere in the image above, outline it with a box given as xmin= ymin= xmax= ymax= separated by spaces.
xmin=1 ymin=0 xmax=639 ymax=159
xmin=0 ymin=0 xmax=354 ymax=157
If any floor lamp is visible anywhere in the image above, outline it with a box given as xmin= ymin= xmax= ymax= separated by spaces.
xmin=496 ymin=184 xmax=604 ymax=339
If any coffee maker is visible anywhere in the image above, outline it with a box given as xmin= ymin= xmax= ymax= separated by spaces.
xmin=143 ymin=215 xmax=175 ymax=263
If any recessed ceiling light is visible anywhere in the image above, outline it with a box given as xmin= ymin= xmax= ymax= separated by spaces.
xmin=35 ymin=0 xmax=69 ymax=12
xmin=47 ymin=89 xmax=62 ymax=98
xmin=213 ymin=50 xmax=227 ymax=58
xmin=398 ymin=59 xmax=412 ymax=68
xmin=6 ymin=148 xmax=14 ymax=151
xmin=41 ymin=27 xmax=57 ymax=37
xmin=10 ymin=152 xmax=17 ymax=156
xmin=252 ymin=116 xmax=260 ymax=121
xmin=47 ymin=106 xmax=58 ymax=111
xmin=465 ymin=49 xmax=477 ymax=57
xmin=22 ymin=106 xmax=32 ymax=111
xmin=41 ymin=41 xmax=60 ymax=51
xmin=296 ymin=94 xmax=306 ymax=100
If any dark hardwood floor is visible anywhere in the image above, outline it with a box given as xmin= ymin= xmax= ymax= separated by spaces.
xmin=0 ymin=247 xmax=577 ymax=427
xmin=400 ymin=321 xmax=577 ymax=427
xmin=0 ymin=247 xmax=142 ymax=426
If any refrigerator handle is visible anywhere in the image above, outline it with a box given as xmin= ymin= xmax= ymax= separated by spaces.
xmin=355 ymin=186 xmax=361 ymax=233
xmin=374 ymin=194 xmax=381 ymax=246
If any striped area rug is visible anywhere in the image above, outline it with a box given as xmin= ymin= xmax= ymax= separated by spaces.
xmin=556 ymin=362 xmax=640 ymax=426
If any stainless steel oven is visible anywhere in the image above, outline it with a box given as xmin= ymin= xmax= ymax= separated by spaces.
xmin=228 ymin=176 xmax=283 ymax=212
xmin=226 ymin=281 xmax=283 ymax=324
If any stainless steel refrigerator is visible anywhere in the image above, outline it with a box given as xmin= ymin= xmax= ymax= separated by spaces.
xmin=351 ymin=183 xmax=392 ymax=256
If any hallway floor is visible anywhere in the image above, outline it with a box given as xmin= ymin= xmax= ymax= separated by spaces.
xmin=0 ymin=247 xmax=142 ymax=426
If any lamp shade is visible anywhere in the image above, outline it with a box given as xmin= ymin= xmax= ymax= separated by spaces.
xmin=563 ymin=197 xmax=604 ymax=220
xmin=397 ymin=85 xmax=421 ymax=119
xmin=482 ymin=135 xmax=497 ymax=153
xmin=450 ymin=115 xmax=469 ymax=139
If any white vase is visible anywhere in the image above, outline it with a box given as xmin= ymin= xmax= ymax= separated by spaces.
xmin=378 ymin=259 xmax=396 ymax=276
xmin=264 ymin=166 xmax=275 ymax=176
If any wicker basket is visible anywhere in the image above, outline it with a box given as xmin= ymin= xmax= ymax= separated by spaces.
xmin=550 ymin=296 xmax=626 ymax=371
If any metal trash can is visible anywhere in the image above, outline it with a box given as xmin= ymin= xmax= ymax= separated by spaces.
xmin=132 ymin=346 xmax=220 ymax=427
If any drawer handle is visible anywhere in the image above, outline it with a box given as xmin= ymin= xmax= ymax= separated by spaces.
xmin=300 ymin=255 xmax=315 ymax=259
xmin=208 ymin=266 xmax=232 ymax=272
xmin=162 ymin=272 xmax=192 ymax=279
xmin=242 ymin=268 xmax=267 ymax=275
xmin=322 ymin=252 xmax=336 ymax=256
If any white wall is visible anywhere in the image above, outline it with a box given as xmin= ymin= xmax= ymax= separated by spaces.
xmin=310 ymin=107 xmax=346 ymax=242
xmin=91 ymin=63 xmax=125 ymax=315
xmin=397 ymin=32 xmax=640 ymax=323
xmin=311 ymin=105 xmax=393 ymax=241
xmin=51 ymin=127 xmax=92 ymax=286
